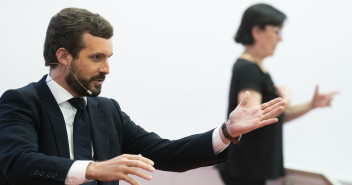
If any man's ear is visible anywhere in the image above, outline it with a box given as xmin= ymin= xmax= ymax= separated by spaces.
xmin=56 ymin=48 xmax=72 ymax=66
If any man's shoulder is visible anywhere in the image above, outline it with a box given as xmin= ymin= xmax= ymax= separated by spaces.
xmin=88 ymin=96 xmax=120 ymax=109
xmin=1 ymin=82 xmax=38 ymax=100
xmin=87 ymin=96 xmax=125 ymax=119
xmin=1 ymin=75 xmax=47 ymax=98
xmin=0 ymin=82 xmax=43 ymax=115
xmin=90 ymin=96 xmax=115 ymax=103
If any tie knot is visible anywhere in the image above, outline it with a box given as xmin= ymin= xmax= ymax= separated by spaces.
xmin=68 ymin=98 xmax=86 ymax=111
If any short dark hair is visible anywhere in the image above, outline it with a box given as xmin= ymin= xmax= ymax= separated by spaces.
xmin=43 ymin=8 xmax=114 ymax=67
xmin=235 ymin=3 xmax=286 ymax=45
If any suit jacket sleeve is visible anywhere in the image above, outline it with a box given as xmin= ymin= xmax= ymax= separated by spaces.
xmin=0 ymin=87 xmax=74 ymax=185
xmin=108 ymin=99 xmax=226 ymax=172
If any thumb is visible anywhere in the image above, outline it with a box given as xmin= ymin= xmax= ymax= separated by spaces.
xmin=238 ymin=91 xmax=251 ymax=108
xmin=315 ymin=84 xmax=319 ymax=94
xmin=314 ymin=84 xmax=319 ymax=98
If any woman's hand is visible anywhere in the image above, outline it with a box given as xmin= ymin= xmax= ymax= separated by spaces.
xmin=312 ymin=85 xmax=338 ymax=109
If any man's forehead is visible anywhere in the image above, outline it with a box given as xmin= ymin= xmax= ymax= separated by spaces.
xmin=82 ymin=33 xmax=113 ymax=54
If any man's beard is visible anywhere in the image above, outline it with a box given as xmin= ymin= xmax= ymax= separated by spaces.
xmin=65 ymin=66 xmax=105 ymax=97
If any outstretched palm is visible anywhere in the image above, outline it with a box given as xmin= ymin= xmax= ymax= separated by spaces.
xmin=227 ymin=91 xmax=285 ymax=137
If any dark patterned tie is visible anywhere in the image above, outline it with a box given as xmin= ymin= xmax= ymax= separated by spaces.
xmin=69 ymin=98 xmax=97 ymax=185
xmin=68 ymin=98 xmax=92 ymax=160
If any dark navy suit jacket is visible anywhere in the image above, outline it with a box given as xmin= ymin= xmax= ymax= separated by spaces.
xmin=0 ymin=75 xmax=224 ymax=185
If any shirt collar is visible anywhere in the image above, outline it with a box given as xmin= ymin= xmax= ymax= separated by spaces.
xmin=46 ymin=74 xmax=87 ymax=105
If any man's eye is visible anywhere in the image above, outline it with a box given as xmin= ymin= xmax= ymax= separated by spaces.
xmin=92 ymin=55 xmax=101 ymax=60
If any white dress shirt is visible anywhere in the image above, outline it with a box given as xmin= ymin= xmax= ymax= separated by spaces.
xmin=46 ymin=75 xmax=91 ymax=184
xmin=45 ymin=74 xmax=228 ymax=185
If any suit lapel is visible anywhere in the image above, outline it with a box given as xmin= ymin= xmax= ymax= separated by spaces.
xmin=87 ymin=98 xmax=109 ymax=160
xmin=35 ymin=75 xmax=70 ymax=158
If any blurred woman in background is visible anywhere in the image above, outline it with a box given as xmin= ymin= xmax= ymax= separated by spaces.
xmin=215 ymin=3 xmax=337 ymax=185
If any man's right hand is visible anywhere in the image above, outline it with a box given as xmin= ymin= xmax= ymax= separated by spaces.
xmin=86 ymin=154 xmax=155 ymax=185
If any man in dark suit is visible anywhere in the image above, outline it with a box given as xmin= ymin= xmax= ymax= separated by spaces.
xmin=0 ymin=8 xmax=285 ymax=185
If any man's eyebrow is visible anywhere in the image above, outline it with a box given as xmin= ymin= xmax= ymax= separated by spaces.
xmin=90 ymin=52 xmax=113 ymax=57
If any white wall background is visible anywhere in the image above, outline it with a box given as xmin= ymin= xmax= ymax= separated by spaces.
xmin=0 ymin=0 xmax=351 ymax=182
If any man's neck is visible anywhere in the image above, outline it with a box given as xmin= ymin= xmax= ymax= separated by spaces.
xmin=49 ymin=67 xmax=81 ymax=98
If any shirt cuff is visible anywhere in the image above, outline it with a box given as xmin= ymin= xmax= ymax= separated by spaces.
xmin=212 ymin=126 xmax=230 ymax=155
xmin=65 ymin=160 xmax=92 ymax=185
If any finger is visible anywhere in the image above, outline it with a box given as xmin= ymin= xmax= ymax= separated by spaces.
xmin=260 ymin=97 xmax=283 ymax=110
xmin=258 ymin=118 xmax=279 ymax=128
xmin=314 ymin=85 xmax=319 ymax=97
xmin=327 ymin=96 xmax=333 ymax=103
xmin=125 ymin=154 xmax=154 ymax=166
xmin=127 ymin=159 xmax=155 ymax=172
xmin=328 ymin=91 xmax=339 ymax=96
xmin=238 ymin=91 xmax=250 ymax=108
xmin=262 ymin=106 xmax=284 ymax=120
xmin=124 ymin=166 xmax=153 ymax=181
xmin=261 ymin=98 xmax=284 ymax=113
xmin=121 ymin=174 xmax=141 ymax=185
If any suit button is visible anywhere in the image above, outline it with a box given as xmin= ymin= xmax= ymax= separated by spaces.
xmin=39 ymin=170 xmax=44 ymax=177
xmin=52 ymin=172 xmax=58 ymax=178
xmin=47 ymin=172 xmax=52 ymax=178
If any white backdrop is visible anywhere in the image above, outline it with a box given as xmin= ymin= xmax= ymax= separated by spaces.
xmin=0 ymin=0 xmax=351 ymax=182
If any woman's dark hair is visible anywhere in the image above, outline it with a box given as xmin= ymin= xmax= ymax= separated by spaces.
xmin=43 ymin=8 xmax=114 ymax=67
xmin=235 ymin=3 xmax=286 ymax=45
